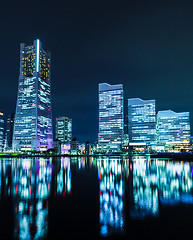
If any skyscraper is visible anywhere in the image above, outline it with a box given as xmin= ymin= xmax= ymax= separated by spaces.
xmin=13 ymin=39 xmax=53 ymax=152
xmin=5 ymin=113 xmax=15 ymax=151
xmin=55 ymin=117 xmax=72 ymax=143
xmin=128 ymin=98 xmax=156 ymax=146
xmin=157 ymin=110 xmax=190 ymax=146
xmin=0 ymin=111 xmax=4 ymax=152
xmin=98 ymin=83 xmax=124 ymax=152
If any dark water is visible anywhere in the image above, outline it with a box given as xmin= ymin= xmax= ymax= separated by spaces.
xmin=0 ymin=156 xmax=193 ymax=239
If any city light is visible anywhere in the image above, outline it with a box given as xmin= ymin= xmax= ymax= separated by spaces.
xmin=128 ymin=98 xmax=156 ymax=146
xmin=157 ymin=110 xmax=190 ymax=150
xmin=12 ymin=39 xmax=53 ymax=152
xmin=98 ymin=83 xmax=124 ymax=152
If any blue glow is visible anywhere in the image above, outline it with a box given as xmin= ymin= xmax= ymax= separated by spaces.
xmin=100 ymin=225 xmax=108 ymax=236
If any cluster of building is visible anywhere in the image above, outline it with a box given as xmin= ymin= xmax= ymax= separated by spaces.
xmin=0 ymin=39 xmax=87 ymax=155
xmin=98 ymin=83 xmax=190 ymax=153
xmin=0 ymin=39 xmax=191 ymax=154
xmin=54 ymin=117 xmax=91 ymax=155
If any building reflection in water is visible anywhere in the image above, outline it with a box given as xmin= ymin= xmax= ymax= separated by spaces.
xmin=14 ymin=158 xmax=52 ymax=239
xmin=1 ymin=157 xmax=193 ymax=238
xmin=56 ymin=157 xmax=71 ymax=196
xmin=130 ymin=156 xmax=193 ymax=219
xmin=0 ymin=157 xmax=72 ymax=239
xmin=97 ymin=157 xmax=124 ymax=236
xmin=130 ymin=156 xmax=159 ymax=218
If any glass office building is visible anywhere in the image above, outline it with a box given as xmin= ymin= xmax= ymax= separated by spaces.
xmin=128 ymin=98 xmax=156 ymax=146
xmin=98 ymin=83 xmax=124 ymax=152
xmin=157 ymin=110 xmax=190 ymax=145
xmin=0 ymin=111 xmax=4 ymax=152
xmin=56 ymin=117 xmax=72 ymax=143
xmin=13 ymin=39 xmax=53 ymax=152
xmin=4 ymin=113 xmax=15 ymax=151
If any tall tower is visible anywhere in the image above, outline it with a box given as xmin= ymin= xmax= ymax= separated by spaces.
xmin=13 ymin=39 xmax=53 ymax=152
xmin=98 ymin=83 xmax=124 ymax=152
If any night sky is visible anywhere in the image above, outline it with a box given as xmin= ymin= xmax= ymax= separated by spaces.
xmin=1 ymin=0 xmax=193 ymax=143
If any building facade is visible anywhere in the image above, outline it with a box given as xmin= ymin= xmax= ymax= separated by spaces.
xmin=70 ymin=138 xmax=79 ymax=155
xmin=98 ymin=83 xmax=124 ymax=152
xmin=85 ymin=141 xmax=92 ymax=155
xmin=53 ymin=138 xmax=61 ymax=154
xmin=157 ymin=110 xmax=190 ymax=146
xmin=128 ymin=98 xmax=156 ymax=146
xmin=4 ymin=113 xmax=15 ymax=151
xmin=0 ymin=111 xmax=4 ymax=152
xmin=13 ymin=39 xmax=53 ymax=152
xmin=55 ymin=117 xmax=72 ymax=143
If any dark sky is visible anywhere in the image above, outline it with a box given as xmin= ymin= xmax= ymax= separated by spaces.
xmin=1 ymin=0 xmax=193 ymax=142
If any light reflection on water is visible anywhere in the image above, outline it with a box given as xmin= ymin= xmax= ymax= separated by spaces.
xmin=14 ymin=158 xmax=52 ymax=239
xmin=0 ymin=156 xmax=193 ymax=238
xmin=130 ymin=157 xmax=193 ymax=219
xmin=98 ymin=158 xmax=124 ymax=236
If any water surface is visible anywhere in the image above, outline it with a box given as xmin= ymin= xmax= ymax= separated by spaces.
xmin=0 ymin=156 xmax=193 ymax=239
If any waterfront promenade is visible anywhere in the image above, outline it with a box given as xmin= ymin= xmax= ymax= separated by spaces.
xmin=1 ymin=151 xmax=193 ymax=160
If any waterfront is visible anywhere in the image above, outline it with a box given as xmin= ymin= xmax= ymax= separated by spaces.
xmin=0 ymin=156 xmax=193 ymax=239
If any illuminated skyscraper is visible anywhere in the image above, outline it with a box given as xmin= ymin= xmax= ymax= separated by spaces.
xmin=12 ymin=39 xmax=53 ymax=151
xmin=128 ymin=98 xmax=156 ymax=146
xmin=5 ymin=113 xmax=15 ymax=151
xmin=0 ymin=111 xmax=4 ymax=152
xmin=157 ymin=110 xmax=190 ymax=145
xmin=98 ymin=83 xmax=124 ymax=152
xmin=55 ymin=117 xmax=72 ymax=143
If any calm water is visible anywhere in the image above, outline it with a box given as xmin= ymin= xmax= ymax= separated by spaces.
xmin=0 ymin=156 xmax=193 ymax=239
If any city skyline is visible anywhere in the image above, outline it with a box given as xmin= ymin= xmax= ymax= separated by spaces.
xmin=1 ymin=1 xmax=193 ymax=142
xmin=0 ymin=51 xmax=192 ymax=150
xmin=1 ymin=2 xmax=193 ymax=240
xmin=1 ymin=73 xmax=193 ymax=150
